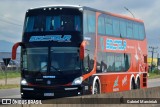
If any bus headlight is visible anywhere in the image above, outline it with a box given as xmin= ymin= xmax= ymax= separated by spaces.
xmin=21 ymin=79 xmax=28 ymax=85
xmin=72 ymin=77 xmax=83 ymax=85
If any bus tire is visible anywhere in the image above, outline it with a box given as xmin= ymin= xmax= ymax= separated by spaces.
xmin=93 ymin=81 xmax=100 ymax=94
xmin=131 ymin=78 xmax=136 ymax=90
xmin=92 ymin=76 xmax=101 ymax=94
xmin=136 ymin=78 xmax=140 ymax=89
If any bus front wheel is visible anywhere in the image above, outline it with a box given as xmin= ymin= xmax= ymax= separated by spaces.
xmin=93 ymin=81 xmax=100 ymax=94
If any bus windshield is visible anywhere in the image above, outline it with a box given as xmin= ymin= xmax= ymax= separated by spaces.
xmin=24 ymin=14 xmax=81 ymax=32
xmin=22 ymin=47 xmax=80 ymax=73
xmin=50 ymin=47 xmax=80 ymax=72
xmin=23 ymin=47 xmax=48 ymax=72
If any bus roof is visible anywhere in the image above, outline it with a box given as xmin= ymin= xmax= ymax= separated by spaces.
xmin=29 ymin=5 xmax=143 ymax=23
xmin=29 ymin=5 xmax=82 ymax=10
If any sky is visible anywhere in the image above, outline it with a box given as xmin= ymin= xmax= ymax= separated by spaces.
xmin=0 ymin=0 xmax=160 ymax=52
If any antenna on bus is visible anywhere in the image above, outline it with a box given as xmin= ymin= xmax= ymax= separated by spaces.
xmin=124 ymin=7 xmax=135 ymax=18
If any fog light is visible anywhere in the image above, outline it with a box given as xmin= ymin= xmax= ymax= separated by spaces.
xmin=21 ymin=79 xmax=28 ymax=85
xmin=78 ymin=92 xmax=81 ymax=95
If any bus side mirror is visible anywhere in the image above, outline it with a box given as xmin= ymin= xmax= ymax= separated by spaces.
xmin=80 ymin=41 xmax=87 ymax=60
xmin=12 ymin=42 xmax=23 ymax=60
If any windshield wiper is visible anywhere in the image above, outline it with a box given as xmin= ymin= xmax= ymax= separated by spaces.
xmin=50 ymin=66 xmax=63 ymax=74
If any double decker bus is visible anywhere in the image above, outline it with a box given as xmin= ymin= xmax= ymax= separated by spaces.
xmin=12 ymin=5 xmax=148 ymax=99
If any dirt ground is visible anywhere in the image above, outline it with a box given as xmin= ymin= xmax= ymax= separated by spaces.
xmin=0 ymin=77 xmax=20 ymax=85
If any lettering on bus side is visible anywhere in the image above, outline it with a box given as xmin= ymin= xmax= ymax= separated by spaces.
xmin=106 ymin=39 xmax=127 ymax=51
xmin=29 ymin=35 xmax=71 ymax=42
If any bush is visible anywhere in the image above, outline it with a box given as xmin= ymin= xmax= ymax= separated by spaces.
xmin=153 ymin=69 xmax=160 ymax=74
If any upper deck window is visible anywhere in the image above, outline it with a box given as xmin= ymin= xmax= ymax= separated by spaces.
xmin=24 ymin=8 xmax=82 ymax=32
xmin=83 ymin=10 xmax=96 ymax=34
xmin=98 ymin=14 xmax=145 ymax=40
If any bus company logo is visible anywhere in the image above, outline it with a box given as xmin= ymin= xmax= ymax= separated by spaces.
xmin=100 ymin=37 xmax=105 ymax=50
xmin=106 ymin=39 xmax=127 ymax=51
xmin=29 ymin=35 xmax=71 ymax=42
xmin=122 ymin=75 xmax=128 ymax=86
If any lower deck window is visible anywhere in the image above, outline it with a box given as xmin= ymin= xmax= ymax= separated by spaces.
xmin=99 ymin=52 xmax=131 ymax=72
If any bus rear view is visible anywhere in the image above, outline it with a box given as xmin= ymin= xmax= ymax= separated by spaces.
xmin=13 ymin=6 xmax=85 ymax=99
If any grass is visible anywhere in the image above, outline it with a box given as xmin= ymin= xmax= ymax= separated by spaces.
xmin=0 ymin=71 xmax=20 ymax=79
xmin=0 ymin=84 xmax=20 ymax=89
xmin=148 ymin=72 xmax=160 ymax=79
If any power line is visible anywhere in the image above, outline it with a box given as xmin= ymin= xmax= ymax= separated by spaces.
xmin=0 ymin=18 xmax=22 ymax=27
xmin=0 ymin=14 xmax=23 ymax=23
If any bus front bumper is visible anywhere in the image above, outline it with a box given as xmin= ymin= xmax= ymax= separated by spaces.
xmin=21 ymin=85 xmax=83 ymax=99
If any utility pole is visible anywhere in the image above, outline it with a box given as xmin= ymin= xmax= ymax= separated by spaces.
xmin=157 ymin=53 xmax=159 ymax=69
xmin=148 ymin=46 xmax=158 ymax=72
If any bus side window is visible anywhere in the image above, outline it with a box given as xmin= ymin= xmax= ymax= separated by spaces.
xmin=112 ymin=18 xmax=120 ymax=37
xmin=83 ymin=10 xmax=96 ymax=34
xmin=120 ymin=19 xmax=127 ymax=38
xmin=98 ymin=15 xmax=105 ymax=34
xmin=125 ymin=54 xmax=130 ymax=71
xmin=127 ymin=21 xmax=133 ymax=38
xmin=107 ymin=53 xmax=115 ymax=72
xmin=139 ymin=24 xmax=145 ymax=40
xmin=105 ymin=16 xmax=113 ymax=35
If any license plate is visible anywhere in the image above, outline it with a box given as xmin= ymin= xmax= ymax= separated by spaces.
xmin=44 ymin=93 xmax=54 ymax=96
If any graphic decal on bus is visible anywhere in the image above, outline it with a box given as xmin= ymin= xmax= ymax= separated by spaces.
xmin=29 ymin=35 xmax=71 ymax=42
xmin=106 ymin=39 xmax=127 ymax=51
xmin=113 ymin=76 xmax=119 ymax=92
xmin=122 ymin=75 xmax=128 ymax=86
xmin=135 ymin=43 xmax=145 ymax=72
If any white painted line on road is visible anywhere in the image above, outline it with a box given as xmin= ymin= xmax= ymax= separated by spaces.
xmin=0 ymin=95 xmax=20 ymax=98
